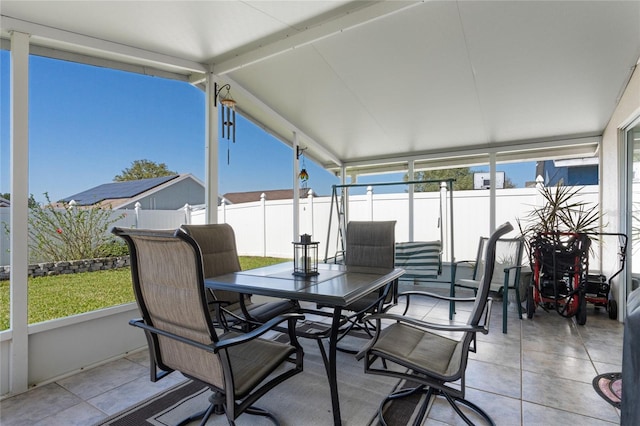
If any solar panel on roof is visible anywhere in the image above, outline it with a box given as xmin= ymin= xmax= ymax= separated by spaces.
xmin=61 ymin=175 xmax=177 ymax=205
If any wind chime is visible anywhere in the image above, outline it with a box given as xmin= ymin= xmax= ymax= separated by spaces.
xmin=215 ymin=82 xmax=236 ymax=164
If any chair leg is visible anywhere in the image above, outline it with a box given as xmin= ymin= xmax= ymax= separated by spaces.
xmin=378 ymin=385 xmax=432 ymax=426
xmin=245 ymin=406 xmax=280 ymax=425
xmin=441 ymin=390 xmax=495 ymax=426
xmin=378 ymin=384 xmax=494 ymax=426
xmin=198 ymin=403 xmax=217 ymax=426
xmin=515 ymin=282 xmax=523 ymax=319
xmin=176 ymin=406 xmax=209 ymax=426
xmin=178 ymin=391 xmax=281 ymax=426
xmin=503 ymin=286 xmax=508 ymax=334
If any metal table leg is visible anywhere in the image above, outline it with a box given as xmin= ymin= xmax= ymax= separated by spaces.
xmin=329 ymin=307 xmax=343 ymax=426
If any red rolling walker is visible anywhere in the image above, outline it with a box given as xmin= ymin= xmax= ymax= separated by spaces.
xmin=583 ymin=233 xmax=628 ymax=321
xmin=527 ymin=232 xmax=628 ymax=325
xmin=527 ymin=232 xmax=591 ymax=325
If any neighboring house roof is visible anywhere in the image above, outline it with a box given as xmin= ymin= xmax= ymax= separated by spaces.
xmin=0 ymin=196 xmax=9 ymax=207
xmin=61 ymin=174 xmax=209 ymax=209
xmin=222 ymin=188 xmax=316 ymax=204
xmin=62 ymin=175 xmax=178 ymax=206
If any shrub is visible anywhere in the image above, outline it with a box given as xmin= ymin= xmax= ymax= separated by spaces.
xmin=28 ymin=193 xmax=125 ymax=262
xmin=97 ymin=239 xmax=130 ymax=257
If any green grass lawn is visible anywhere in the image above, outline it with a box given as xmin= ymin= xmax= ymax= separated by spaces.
xmin=0 ymin=256 xmax=288 ymax=331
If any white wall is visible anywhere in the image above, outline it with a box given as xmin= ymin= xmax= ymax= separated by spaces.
xmin=0 ymin=304 xmax=144 ymax=396
xmin=601 ymin=63 xmax=640 ymax=318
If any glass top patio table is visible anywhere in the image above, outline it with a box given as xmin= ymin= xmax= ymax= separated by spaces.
xmin=205 ymin=261 xmax=404 ymax=426
xmin=204 ymin=261 xmax=404 ymax=307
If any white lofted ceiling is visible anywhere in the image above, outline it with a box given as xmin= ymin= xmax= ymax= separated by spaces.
xmin=2 ymin=1 xmax=639 ymax=174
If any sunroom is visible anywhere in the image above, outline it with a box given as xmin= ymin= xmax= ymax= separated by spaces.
xmin=1 ymin=1 xmax=640 ymax=424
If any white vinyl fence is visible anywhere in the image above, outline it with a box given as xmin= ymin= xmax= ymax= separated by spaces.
xmin=0 ymin=186 xmax=614 ymax=269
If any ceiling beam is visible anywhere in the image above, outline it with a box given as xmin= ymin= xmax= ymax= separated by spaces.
xmin=1 ymin=16 xmax=207 ymax=74
xmin=212 ymin=1 xmax=423 ymax=75
xmin=224 ymin=76 xmax=343 ymax=167
xmin=329 ymin=135 xmax=601 ymax=175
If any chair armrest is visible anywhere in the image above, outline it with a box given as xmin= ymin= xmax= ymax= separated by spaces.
xmin=450 ymin=260 xmax=477 ymax=287
xmin=214 ymin=313 xmax=305 ymax=351
xmin=399 ymin=290 xmax=477 ymax=303
xmin=130 ymin=313 xmax=305 ymax=354
xmin=129 ymin=318 xmax=218 ymax=353
xmin=364 ymin=312 xmax=488 ymax=334
xmin=356 ymin=300 xmax=492 ymax=361
xmin=503 ymin=265 xmax=524 ymax=273
xmin=206 ymin=300 xmax=249 ymax=331
xmin=452 ymin=259 xmax=475 ymax=268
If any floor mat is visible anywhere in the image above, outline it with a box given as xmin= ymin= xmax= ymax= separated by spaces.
xmin=592 ymin=372 xmax=622 ymax=409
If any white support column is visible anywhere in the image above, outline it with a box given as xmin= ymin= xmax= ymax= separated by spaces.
xmin=261 ymin=193 xmax=267 ymax=256
xmin=440 ymin=182 xmax=449 ymax=261
xmin=9 ymin=30 xmax=30 ymax=395
xmin=204 ymin=73 xmax=219 ymax=224
xmin=292 ymin=132 xmax=300 ymax=240
xmin=367 ymin=186 xmax=374 ymax=220
xmin=489 ymin=153 xmax=496 ymax=233
xmin=408 ymin=160 xmax=415 ymax=241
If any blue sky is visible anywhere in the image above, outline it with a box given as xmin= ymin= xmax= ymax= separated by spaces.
xmin=1 ymin=51 xmax=533 ymax=204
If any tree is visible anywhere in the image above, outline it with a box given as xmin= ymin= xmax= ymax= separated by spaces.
xmin=406 ymin=168 xmax=515 ymax=191
xmin=114 ymin=159 xmax=177 ymax=181
xmin=1 ymin=193 xmax=39 ymax=208
xmin=407 ymin=168 xmax=475 ymax=192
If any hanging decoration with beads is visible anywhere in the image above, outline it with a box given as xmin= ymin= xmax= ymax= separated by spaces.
xmin=297 ymin=147 xmax=309 ymax=188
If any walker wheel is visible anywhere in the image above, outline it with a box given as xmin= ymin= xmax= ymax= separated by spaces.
xmin=526 ymin=285 xmax=535 ymax=319
xmin=608 ymin=299 xmax=618 ymax=320
xmin=576 ymin=294 xmax=587 ymax=325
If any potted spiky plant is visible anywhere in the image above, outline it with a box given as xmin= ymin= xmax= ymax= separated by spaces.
xmin=518 ymin=183 xmax=601 ymax=241
xmin=517 ymin=182 xmax=603 ymax=325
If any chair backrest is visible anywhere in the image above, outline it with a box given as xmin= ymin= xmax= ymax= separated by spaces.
xmin=180 ymin=223 xmax=248 ymax=307
xmin=473 ymin=236 xmax=525 ymax=288
xmin=345 ymin=221 xmax=396 ymax=269
xmin=468 ymin=222 xmax=515 ymax=326
xmin=112 ymin=227 xmax=226 ymax=389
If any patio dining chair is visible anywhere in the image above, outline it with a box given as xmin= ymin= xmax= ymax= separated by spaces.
xmin=112 ymin=227 xmax=304 ymax=426
xmin=450 ymin=235 xmax=525 ymax=333
xmin=330 ymin=221 xmax=397 ymax=349
xmin=180 ymin=223 xmax=300 ymax=332
xmin=300 ymin=220 xmax=397 ymax=364
xmin=356 ymin=222 xmax=514 ymax=426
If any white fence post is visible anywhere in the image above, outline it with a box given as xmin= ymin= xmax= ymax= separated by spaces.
xmin=221 ymin=198 xmax=227 ymax=223
xmin=134 ymin=202 xmax=141 ymax=228
xmin=261 ymin=192 xmax=267 ymax=257
xmin=367 ymin=186 xmax=374 ymax=220
xmin=308 ymin=191 xmax=315 ymax=239
xmin=183 ymin=203 xmax=191 ymax=225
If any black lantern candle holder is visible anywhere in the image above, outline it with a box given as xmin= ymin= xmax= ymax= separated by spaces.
xmin=293 ymin=234 xmax=319 ymax=277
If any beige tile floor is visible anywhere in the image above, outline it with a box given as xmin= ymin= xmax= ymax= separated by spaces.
xmin=0 ymin=285 xmax=623 ymax=425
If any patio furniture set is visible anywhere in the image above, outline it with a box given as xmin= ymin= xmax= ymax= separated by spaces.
xmin=113 ymin=219 xmax=518 ymax=426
